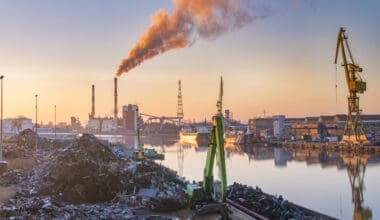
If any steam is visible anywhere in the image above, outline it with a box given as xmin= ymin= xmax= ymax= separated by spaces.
xmin=116 ymin=0 xmax=268 ymax=77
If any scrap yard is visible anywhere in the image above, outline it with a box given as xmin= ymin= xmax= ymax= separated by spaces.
xmin=1 ymin=0 xmax=380 ymax=219
xmin=0 ymin=131 xmax=339 ymax=219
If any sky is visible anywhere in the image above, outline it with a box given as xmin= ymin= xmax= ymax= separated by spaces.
xmin=0 ymin=0 xmax=379 ymax=124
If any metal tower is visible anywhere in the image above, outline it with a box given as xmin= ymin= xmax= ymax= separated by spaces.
xmin=177 ymin=80 xmax=184 ymax=123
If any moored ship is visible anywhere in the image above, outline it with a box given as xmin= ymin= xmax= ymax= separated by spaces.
xmin=179 ymin=126 xmax=210 ymax=146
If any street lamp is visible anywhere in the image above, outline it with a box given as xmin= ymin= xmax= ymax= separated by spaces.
xmin=0 ymin=75 xmax=7 ymax=173
xmin=35 ymin=94 xmax=38 ymax=152
xmin=0 ymin=75 xmax=4 ymax=160
xmin=54 ymin=105 xmax=56 ymax=141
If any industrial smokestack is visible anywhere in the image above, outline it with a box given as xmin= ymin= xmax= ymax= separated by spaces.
xmin=116 ymin=0 xmax=271 ymax=77
xmin=114 ymin=77 xmax=118 ymax=122
xmin=91 ymin=84 xmax=95 ymax=119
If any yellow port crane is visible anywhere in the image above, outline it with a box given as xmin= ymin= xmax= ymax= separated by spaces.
xmin=334 ymin=27 xmax=368 ymax=145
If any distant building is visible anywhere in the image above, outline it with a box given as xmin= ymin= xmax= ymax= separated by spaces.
xmin=3 ymin=117 xmax=33 ymax=134
xmin=248 ymin=117 xmax=274 ymax=138
xmin=70 ymin=116 xmax=82 ymax=132
xmin=36 ymin=128 xmax=53 ymax=133
xmin=101 ymin=119 xmax=117 ymax=133
xmin=273 ymin=115 xmax=285 ymax=138
xmin=123 ymin=104 xmax=139 ymax=133
xmin=86 ymin=117 xmax=117 ymax=134
xmin=87 ymin=119 xmax=100 ymax=133
xmin=283 ymin=114 xmax=380 ymax=142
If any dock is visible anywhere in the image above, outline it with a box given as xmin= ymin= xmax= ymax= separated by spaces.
xmin=275 ymin=141 xmax=380 ymax=154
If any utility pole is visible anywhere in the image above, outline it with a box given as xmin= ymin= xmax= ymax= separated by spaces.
xmin=0 ymin=75 xmax=6 ymax=173
xmin=35 ymin=94 xmax=38 ymax=152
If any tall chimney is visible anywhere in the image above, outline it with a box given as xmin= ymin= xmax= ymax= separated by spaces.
xmin=114 ymin=77 xmax=118 ymax=122
xmin=91 ymin=84 xmax=95 ymax=119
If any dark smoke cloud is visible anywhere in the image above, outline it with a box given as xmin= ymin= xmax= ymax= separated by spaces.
xmin=116 ymin=0 xmax=270 ymax=77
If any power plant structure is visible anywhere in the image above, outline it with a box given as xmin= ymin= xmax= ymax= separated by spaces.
xmin=89 ymin=84 xmax=95 ymax=119
xmin=114 ymin=77 xmax=118 ymax=123
xmin=86 ymin=79 xmax=120 ymax=134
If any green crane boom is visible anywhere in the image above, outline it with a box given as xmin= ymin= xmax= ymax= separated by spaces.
xmin=203 ymin=115 xmax=227 ymax=200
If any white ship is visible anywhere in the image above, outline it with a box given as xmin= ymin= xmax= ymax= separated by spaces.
xmin=179 ymin=126 xmax=210 ymax=146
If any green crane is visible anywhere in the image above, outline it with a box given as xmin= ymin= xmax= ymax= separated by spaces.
xmin=186 ymin=77 xmax=228 ymax=218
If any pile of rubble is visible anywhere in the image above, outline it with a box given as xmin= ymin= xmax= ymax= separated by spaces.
xmin=0 ymin=169 xmax=26 ymax=186
xmin=227 ymin=182 xmax=320 ymax=220
xmin=0 ymin=196 xmax=177 ymax=219
xmin=3 ymin=129 xmax=60 ymax=158
xmin=0 ymin=134 xmax=188 ymax=218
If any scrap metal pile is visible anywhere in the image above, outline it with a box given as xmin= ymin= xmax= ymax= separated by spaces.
xmin=0 ymin=134 xmax=186 ymax=219
xmin=227 ymin=183 xmax=321 ymax=220
xmin=3 ymin=129 xmax=64 ymax=158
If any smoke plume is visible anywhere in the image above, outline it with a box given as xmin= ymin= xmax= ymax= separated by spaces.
xmin=116 ymin=0 xmax=268 ymax=77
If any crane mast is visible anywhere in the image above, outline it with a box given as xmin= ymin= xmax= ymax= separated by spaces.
xmin=216 ymin=76 xmax=223 ymax=116
xmin=334 ymin=27 xmax=368 ymax=144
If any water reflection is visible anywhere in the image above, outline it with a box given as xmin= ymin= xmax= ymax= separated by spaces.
xmin=100 ymin=135 xmax=379 ymax=219
xmin=175 ymin=142 xmax=378 ymax=219
xmin=96 ymin=134 xmax=176 ymax=150
xmin=344 ymin=155 xmax=372 ymax=220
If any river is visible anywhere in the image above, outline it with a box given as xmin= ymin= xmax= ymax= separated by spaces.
xmin=121 ymin=135 xmax=378 ymax=220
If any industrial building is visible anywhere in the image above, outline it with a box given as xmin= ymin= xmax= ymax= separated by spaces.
xmin=2 ymin=117 xmax=33 ymax=134
xmin=248 ymin=114 xmax=380 ymax=143
xmin=86 ymin=78 xmax=120 ymax=134
xmin=123 ymin=104 xmax=139 ymax=134
xmin=273 ymin=115 xmax=285 ymax=138
xmin=248 ymin=117 xmax=274 ymax=139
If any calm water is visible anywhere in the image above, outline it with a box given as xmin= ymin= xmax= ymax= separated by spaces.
xmin=121 ymin=136 xmax=380 ymax=220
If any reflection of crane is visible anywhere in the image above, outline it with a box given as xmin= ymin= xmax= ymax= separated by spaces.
xmin=343 ymin=154 xmax=372 ymax=220
xmin=177 ymin=80 xmax=184 ymax=126
xmin=334 ymin=27 xmax=368 ymax=144
xmin=177 ymin=144 xmax=184 ymax=176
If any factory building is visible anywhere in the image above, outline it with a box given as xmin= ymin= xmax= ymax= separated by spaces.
xmin=87 ymin=118 xmax=117 ymax=134
xmin=101 ymin=119 xmax=117 ymax=133
xmin=248 ymin=117 xmax=274 ymax=138
xmin=285 ymin=114 xmax=380 ymax=142
xmin=273 ymin=115 xmax=285 ymax=138
xmin=123 ymin=104 xmax=139 ymax=133
xmin=87 ymin=119 xmax=101 ymax=133
xmin=2 ymin=118 xmax=33 ymax=134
